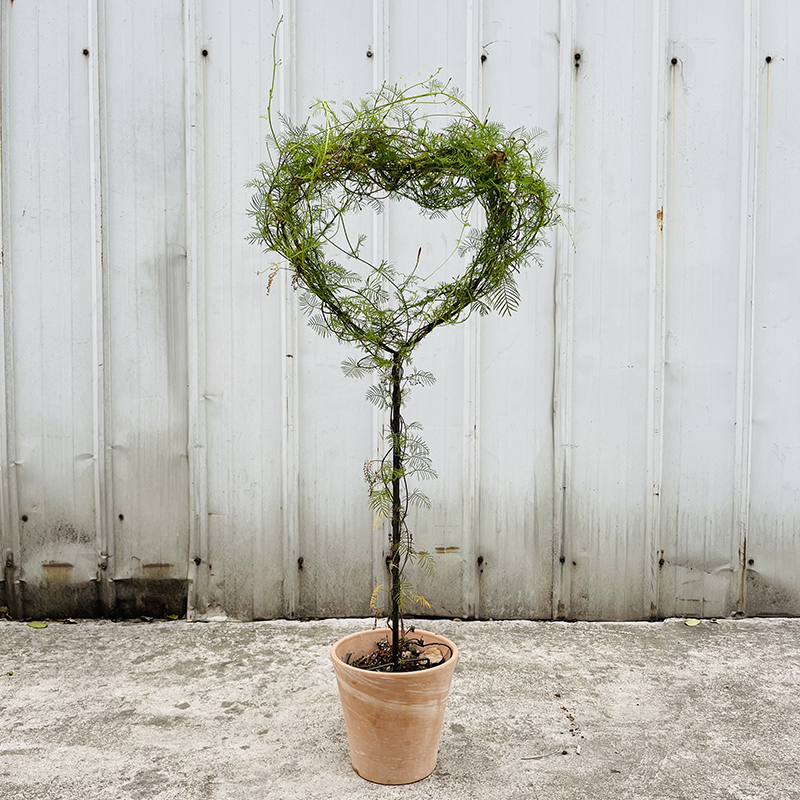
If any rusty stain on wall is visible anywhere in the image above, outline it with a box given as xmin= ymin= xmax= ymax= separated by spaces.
xmin=142 ymin=563 xmax=175 ymax=580
xmin=41 ymin=562 xmax=75 ymax=583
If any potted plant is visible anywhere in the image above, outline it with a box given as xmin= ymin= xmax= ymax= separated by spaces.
xmin=249 ymin=63 xmax=560 ymax=784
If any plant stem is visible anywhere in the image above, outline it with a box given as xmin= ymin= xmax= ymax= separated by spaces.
xmin=390 ymin=352 xmax=403 ymax=666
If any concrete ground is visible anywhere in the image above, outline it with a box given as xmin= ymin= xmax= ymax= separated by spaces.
xmin=1 ymin=616 xmax=799 ymax=800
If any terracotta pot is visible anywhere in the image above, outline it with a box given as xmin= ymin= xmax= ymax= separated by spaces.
xmin=330 ymin=627 xmax=459 ymax=785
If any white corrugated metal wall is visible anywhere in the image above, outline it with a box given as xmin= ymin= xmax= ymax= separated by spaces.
xmin=0 ymin=0 xmax=797 ymax=621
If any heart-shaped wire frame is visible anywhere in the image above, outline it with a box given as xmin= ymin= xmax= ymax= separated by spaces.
xmin=250 ymin=80 xmax=560 ymax=357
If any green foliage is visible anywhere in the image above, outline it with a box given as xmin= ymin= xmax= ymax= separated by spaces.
xmin=249 ymin=31 xmax=560 ymax=644
xmin=247 ymin=71 xmax=561 ymax=359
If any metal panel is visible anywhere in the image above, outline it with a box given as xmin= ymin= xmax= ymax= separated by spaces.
xmin=560 ymin=1 xmax=657 ymax=620
xmin=196 ymin=0 xmax=287 ymax=620
xmin=552 ymin=0 xmax=577 ymax=621
xmin=657 ymin=1 xmax=748 ymax=619
xmin=88 ymin=0 xmax=114 ymax=615
xmin=0 ymin=0 xmax=21 ymax=617
xmin=748 ymin=0 xmax=800 ymax=615
xmin=645 ymin=0 xmax=670 ymax=623
xmin=382 ymin=0 xmax=474 ymax=617
xmin=102 ymin=1 xmax=189 ymax=615
xmin=3 ymin=1 xmax=98 ymax=617
xmin=477 ymin=0 xmax=560 ymax=619
xmin=291 ymin=0 xmax=376 ymax=617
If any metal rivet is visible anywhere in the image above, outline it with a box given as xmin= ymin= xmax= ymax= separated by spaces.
xmin=118 ymin=513 xmax=124 ymax=521
xmin=748 ymin=558 xmax=755 ymax=566
xmin=201 ymin=49 xmax=208 ymax=57
xmin=477 ymin=556 xmax=484 ymax=566
xmin=765 ymin=55 xmax=772 ymax=63
xmin=671 ymin=57 xmax=678 ymax=65
xmin=193 ymin=557 xmax=202 ymax=566
xmin=83 ymin=49 xmax=89 ymax=56
xmin=574 ymin=52 xmax=581 ymax=61
xmin=366 ymin=49 xmax=373 ymax=58
xmin=480 ymin=53 xmax=487 ymax=63
xmin=21 ymin=515 xmax=28 ymax=523
xmin=572 ymin=561 xmax=577 ymax=567
xmin=559 ymin=556 xmax=566 ymax=564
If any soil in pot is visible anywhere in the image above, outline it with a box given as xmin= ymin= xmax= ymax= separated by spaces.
xmin=345 ymin=628 xmax=452 ymax=672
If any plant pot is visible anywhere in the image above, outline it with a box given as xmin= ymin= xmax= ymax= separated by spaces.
xmin=330 ymin=627 xmax=459 ymax=785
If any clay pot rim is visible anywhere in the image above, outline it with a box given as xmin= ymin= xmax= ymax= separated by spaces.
xmin=330 ymin=628 xmax=459 ymax=677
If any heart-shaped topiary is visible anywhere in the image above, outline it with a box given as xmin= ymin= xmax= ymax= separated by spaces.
xmin=249 ymin=72 xmax=561 ymax=664
xmin=249 ymin=77 xmax=560 ymax=359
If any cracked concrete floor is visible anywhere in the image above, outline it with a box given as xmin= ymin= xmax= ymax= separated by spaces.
xmin=1 ymin=616 xmax=799 ymax=799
